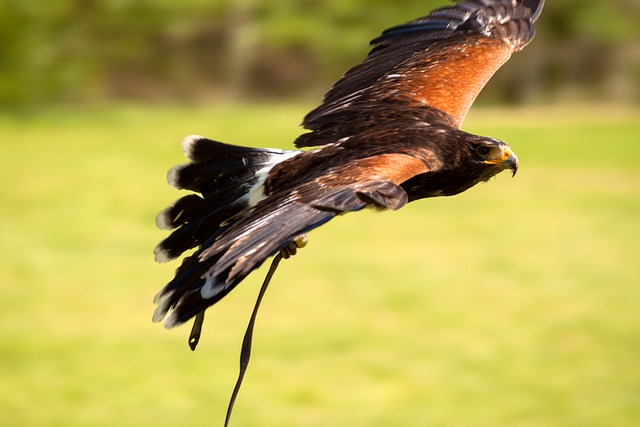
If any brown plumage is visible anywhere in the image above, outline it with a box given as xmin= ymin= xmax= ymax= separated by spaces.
xmin=153 ymin=0 xmax=544 ymax=329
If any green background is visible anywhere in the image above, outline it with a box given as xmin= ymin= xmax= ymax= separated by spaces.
xmin=1 ymin=104 xmax=638 ymax=426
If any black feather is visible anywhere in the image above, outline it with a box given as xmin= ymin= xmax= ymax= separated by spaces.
xmin=153 ymin=136 xmax=299 ymax=263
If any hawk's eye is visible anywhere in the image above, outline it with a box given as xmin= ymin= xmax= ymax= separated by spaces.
xmin=476 ymin=146 xmax=491 ymax=157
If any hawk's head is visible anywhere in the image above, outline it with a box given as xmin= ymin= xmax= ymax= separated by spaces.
xmin=467 ymin=135 xmax=519 ymax=180
xmin=402 ymin=131 xmax=519 ymax=200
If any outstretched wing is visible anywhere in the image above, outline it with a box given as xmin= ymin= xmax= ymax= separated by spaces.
xmin=300 ymin=0 xmax=544 ymax=142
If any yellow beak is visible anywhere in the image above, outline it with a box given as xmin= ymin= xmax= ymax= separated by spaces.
xmin=484 ymin=147 xmax=519 ymax=176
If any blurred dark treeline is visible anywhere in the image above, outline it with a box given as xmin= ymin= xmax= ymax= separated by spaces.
xmin=2 ymin=0 xmax=639 ymax=109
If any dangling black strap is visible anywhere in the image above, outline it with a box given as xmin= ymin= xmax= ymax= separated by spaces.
xmin=224 ymin=252 xmax=284 ymax=427
xmin=189 ymin=311 xmax=205 ymax=351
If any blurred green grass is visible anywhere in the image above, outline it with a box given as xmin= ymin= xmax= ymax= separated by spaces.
xmin=0 ymin=104 xmax=639 ymax=427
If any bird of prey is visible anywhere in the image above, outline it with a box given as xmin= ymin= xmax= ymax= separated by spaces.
xmin=153 ymin=0 xmax=544 ymax=333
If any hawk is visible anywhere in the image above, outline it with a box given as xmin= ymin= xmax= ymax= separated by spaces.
xmin=153 ymin=0 xmax=544 ymax=331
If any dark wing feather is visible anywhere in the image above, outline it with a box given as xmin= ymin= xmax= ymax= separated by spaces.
xmin=300 ymin=0 xmax=543 ymax=142
xmin=155 ymin=178 xmax=411 ymax=327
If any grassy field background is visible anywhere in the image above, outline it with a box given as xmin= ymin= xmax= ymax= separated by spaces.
xmin=1 ymin=104 xmax=639 ymax=427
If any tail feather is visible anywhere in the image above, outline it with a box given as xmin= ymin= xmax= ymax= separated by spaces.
xmin=168 ymin=161 xmax=260 ymax=198
xmin=168 ymin=135 xmax=293 ymax=197
xmin=153 ymin=200 xmax=240 ymax=263
xmin=153 ymin=136 xmax=300 ymax=263
xmin=153 ymin=135 xmax=302 ymax=325
xmin=155 ymin=194 xmax=204 ymax=231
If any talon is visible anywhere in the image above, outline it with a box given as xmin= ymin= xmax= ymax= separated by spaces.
xmin=293 ymin=234 xmax=308 ymax=249
xmin=282 ymin=246 xmax=294 ymax=259
xmin=281 ymin=235 xmax=308 ymax=259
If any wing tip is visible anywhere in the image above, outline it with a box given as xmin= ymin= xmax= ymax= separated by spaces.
xmin=370 ymin=0 xmax=544 ymax=47
xmin=163 ymin=311 xmax=182 ymax=329
xmin=152 ymin=289 xmax=173 ymax=323
xmin=153 ymin=243 xmax=174 ymax=263
xmin=181 ymin=135 xmax=207 ymax=162
xmin=167 ymin=164 xmax=179 ymax=188
xmin=155 ymin=205 xmax=175 ymax=230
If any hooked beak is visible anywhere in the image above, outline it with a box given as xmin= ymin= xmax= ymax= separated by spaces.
xmin=484 ymin=147 xmax=519 ymax=177
xmin=504 ymin=151 xmax=519 ymax=177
